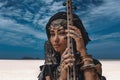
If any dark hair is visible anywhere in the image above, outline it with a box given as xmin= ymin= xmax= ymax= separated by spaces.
xmin=46 ymin=12 xmax=90 ymax=46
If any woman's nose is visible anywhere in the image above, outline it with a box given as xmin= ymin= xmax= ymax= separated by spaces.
xmin=54 ymin=34 xmax=59 ymax=42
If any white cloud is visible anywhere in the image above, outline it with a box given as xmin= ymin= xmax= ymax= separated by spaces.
xmin=90 ymin=32 xmax=120 ymax=41
xmin=87 ymin=38 xmax=120 ymax=53
xmin=0 ymin=17 xmax=47 ymax=48
xmin=50 ymin=1 xmax=64 ymax=11
xmin=89 ymin=0 xmax=120 ymax=19
xmin=37 ymin=17 xmax=50 ymax=28
xmin=33 ymin=1 xmax=65 ymax=30
xmin=0 ymin=31 xmax=25 ymax=46
xmin=38 ymin=1 xmax=64 ymax=12
xmin=22 ymin=10 xmax=34 ymax=21
xmin=33 ymin=11 xmax=50 ymax=29
xmin=0 ymin=30 xmax=44 ymax=49
xmin=0 ymin=3 xmax=4 ymax=7
xmin=0 ymin=18 xmax=47 ymax=40
xmin=42 ymin=0 xmax=53 ymax=4
xmin=82 ymin=0 xmax=120 ymax=31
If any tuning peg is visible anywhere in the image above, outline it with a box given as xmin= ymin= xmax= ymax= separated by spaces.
xmin=73 ymin=6 xmax=77 ymax=10
xmin=63 ymin=2 xmax=66 ymax=6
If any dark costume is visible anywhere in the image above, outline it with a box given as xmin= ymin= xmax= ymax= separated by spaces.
xmin=38 ymin=12 xmax=106 ymax=80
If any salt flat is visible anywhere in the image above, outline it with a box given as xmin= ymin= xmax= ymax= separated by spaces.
xmin=0 ymin=60 xmax=120 ymax=80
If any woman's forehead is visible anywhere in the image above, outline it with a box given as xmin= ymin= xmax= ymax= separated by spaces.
xmin=49 ymin=26 xmax=65 ymax=31
xmin=49 ymin=19 xmax=67 ymax=29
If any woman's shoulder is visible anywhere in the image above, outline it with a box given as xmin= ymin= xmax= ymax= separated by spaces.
xmin=93 ymin=59 xmax=101 ymax=65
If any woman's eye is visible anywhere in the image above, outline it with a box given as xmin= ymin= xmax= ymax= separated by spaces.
xmin=59 ymin=32 xmax=66 ymax=36
xmin=50 ymin=33 xmax=55 ymax=37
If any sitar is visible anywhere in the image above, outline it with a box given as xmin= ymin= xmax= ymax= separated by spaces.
xmin=66 ymin=0 xmax=77 ymax=80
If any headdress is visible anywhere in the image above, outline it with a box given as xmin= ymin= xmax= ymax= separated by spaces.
xmin=46 ymin=12 xmax=90 ymax=46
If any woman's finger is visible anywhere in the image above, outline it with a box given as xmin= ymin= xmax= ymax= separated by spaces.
xmin=63 ymin=57 xmax=75 ymax=64
xmin=69 ymin=25 xmax=79 ymax=32
xmin=62 ymin=48 xmax=69 ymax=55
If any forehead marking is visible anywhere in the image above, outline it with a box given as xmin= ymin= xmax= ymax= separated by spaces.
xmin=49 ymin=25 xmax=64 ymax=31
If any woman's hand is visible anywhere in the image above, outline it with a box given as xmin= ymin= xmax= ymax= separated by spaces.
xmin=66 ymin=25 xmax=87 ymax=56
xmin=59 ymin=48 xmax=75 ymax=80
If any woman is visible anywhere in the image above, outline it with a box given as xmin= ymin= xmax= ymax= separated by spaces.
xmin=38 ymin=12 xmax=106 ymax=80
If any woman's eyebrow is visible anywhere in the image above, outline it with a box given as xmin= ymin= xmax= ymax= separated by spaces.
xmin=50 ymin=30 xmax=54 ymax=33
xmin=55 ymin=26 xmax=64 ymax=30
xmin=58 ymin=28 xmax=65 ymax=32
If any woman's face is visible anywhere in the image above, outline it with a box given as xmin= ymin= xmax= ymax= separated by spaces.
xmin=50 ymin=26 xmax=67 ymax=55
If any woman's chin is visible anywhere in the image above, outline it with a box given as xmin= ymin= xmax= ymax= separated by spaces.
xmin=54 ymin=48 xmax=60 ymax=52
xmin=55 ymin=49 xmax=60 ymax=52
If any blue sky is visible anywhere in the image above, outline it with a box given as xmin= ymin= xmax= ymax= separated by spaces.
xmin=0 ymin=0 xmax=120 ymax=59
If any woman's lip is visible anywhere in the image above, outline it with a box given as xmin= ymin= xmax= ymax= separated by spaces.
xmin=53 ymin=44 xmax=60 ymax=47
xmin=54 ymin=46 xmax=59 ymax=48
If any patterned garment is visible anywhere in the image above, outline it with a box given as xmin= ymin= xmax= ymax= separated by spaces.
xmin=38 ymin=41 xmax=106 ymax=80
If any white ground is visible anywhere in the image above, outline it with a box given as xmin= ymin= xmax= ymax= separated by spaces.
xmin=0 ymin=60 xmax=120 ymax=80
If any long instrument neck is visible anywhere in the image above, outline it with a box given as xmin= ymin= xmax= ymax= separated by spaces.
xmin=67 ymin=0 xmax=73 ymax=26
xmin=66 ymin=0 xmax=77 ymax=80
xmin=67 ymin=0 xmax=73 ymax=53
